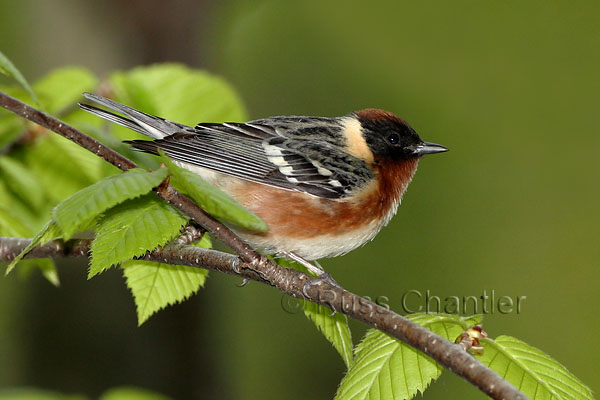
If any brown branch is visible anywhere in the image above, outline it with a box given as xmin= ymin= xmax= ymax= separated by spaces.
xmin=0 ymin=91 xmax=260 ymax=264
xmin=0 ymin=90 xmax=528 ymax=400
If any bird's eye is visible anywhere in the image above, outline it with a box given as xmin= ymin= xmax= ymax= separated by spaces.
xmin=388 ymin=133 xmax=400 ymax=145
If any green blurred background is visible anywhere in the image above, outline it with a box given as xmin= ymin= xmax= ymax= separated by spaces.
xmin=0 ymin=0 xmax=598 ymax=398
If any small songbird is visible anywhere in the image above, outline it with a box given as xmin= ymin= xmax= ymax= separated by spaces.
xmin=80 ymin=93 xmax=447 ymax=277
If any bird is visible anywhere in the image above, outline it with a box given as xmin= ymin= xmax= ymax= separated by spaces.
xmin=79 ymin=92 xmax=447 ymax=278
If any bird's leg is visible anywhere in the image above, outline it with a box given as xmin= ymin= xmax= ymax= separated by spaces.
xmin=282 ymin=252 xmax=341 ymax=299
xmin=284 ymin=251 xmax=326 ymax=276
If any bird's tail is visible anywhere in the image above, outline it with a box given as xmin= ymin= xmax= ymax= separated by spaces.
xmin=78 ymin=92 xmax=191 ymax=139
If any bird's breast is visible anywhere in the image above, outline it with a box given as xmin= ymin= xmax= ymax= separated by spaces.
xmin=175 ymin=158 xmax=418 ymax=259
xmin=231 ymin=158 xmax=419 ymax=259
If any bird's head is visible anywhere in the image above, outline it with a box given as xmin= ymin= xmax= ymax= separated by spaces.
xmin=354 ymin=109 xmax=448 ymax=163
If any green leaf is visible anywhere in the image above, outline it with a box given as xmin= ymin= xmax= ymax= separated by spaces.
xmin=18 ymin=259 xmax=60 ymax=287
xmin=193 ymin=232 xmax=212 ymax=248
xmin=0 ymin=180 xmax=13 ymax=210
xmin=0 ymin=115 xmax=24 ymax=150
xmin=26 ymin=135 xmax=120 ymax=203
xmin=110 ymin=63 xmax=247 ymax=126
xmin=100 ymin=386 xmax=173 ymax=400
xmin=303 ymin=301 xmax=353 ymax=368
xmin=89 ymin=194 xmax=188 ymax=277
xmin=1 ymin=185 xmax=54 ymax=235
xmin=274 ymin=257 xmax=353 ymax=366
xmin=25 ymin=140 xmax=91 ymax=203
xmin=122 ymin=260 xmax=208 ymax=325
xmin=160 ymin=152 xmax=268 ymax=232
xmin=0 ymin=156 xmax=46 ymax=211
xmin=0 ymin=50 xmax=39 ymax=105
xmin=5 ymin=219 xmax=61 ymax=275
xmin=33 ymin=66 xmax=97 ymax=114
xmin=26 ymin=134 xmax=111 ymax=203
xmin=38 ymin=259 xmax=60 ymax=286
xmin=0 ymin=207 xmax=32 ymax=237
xmin=0 ymin=181 xmax=47 ymax=233
xmin=335 ymin=313 xmax=482 ymax=400
xmin=53 ymin=167 xmax=169 ymax=240
xmin=407 ymin=312 xmax=483 ymax=332
xmin=477 ymin=335 xmax=593 ymax=400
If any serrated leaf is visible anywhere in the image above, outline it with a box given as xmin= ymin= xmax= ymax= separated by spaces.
xmin=160 ymin=152 xmax=268 ymax=232
xmin=0 ymin=156 xmax=46 ymax=211
xmin=122 ymin=260 xmax=208 ymax=325
xmin=53 ymin=168 xmax=169 ymax=240
xmin=477 ymin=335 xmax=593 ymax=400
xmin=0 ymin=50 xmax=39 ymax=105
xmin=33 ymin=66 xmax=97 ymax=114
xmin=5 ymin=219 xmax=61 ymax=275
xmin=89 ymin=194 xmax=188 ymax=277
xmin=303 ymin=301 xmax=353 ymax=368
xmin=335 ymin=313 xmax=482 ymax=400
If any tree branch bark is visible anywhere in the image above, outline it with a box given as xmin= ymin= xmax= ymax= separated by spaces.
xmin=0 ymin=90 xmax=528 ymax=400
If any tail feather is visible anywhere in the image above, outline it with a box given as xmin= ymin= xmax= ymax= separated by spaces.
xmin=79 ymin=92 xmax=191 ymax=139
xmin=78 ymin=103 xmax=150 ymax=136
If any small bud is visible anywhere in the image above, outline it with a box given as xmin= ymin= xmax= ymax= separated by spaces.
xmin=455 ymin=325 xmax=487 ymax=354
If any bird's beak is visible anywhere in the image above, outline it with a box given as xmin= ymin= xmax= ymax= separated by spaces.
xmin=413 ymin=141 xmax=448 ymax=156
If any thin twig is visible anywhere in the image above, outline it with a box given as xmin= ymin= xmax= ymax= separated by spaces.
xmin=0 ymin=90 xmax=261 ymax=264
xmin=0 ymin=91 xmax=528 ymax=400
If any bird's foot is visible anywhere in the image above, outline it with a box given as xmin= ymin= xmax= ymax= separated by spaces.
xmin=281 ymin=252 xmax=341 ymax=300
xmin=301 ymin=270 xmax=341 ymax=300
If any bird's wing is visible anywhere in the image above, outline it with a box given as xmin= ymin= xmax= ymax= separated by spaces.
xmin=128 ymin=117 xmax=374 ymax=199
xmin=78 ymin=94 xmax=372 ymax=199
